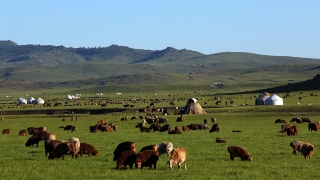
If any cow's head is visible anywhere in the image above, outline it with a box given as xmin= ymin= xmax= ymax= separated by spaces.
xmin=167 ymin=159 xmax=175 ymax=169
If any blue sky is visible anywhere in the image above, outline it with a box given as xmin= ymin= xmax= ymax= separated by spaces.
xmin=1 ymin=1 xmax=319 ymax=58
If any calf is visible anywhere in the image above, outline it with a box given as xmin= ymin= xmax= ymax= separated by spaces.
xmin=209 ymin=124 xmax=220 ymax=133
xmin=187 ymin=124 xmax=198 ymax=130
xmin=198 ymin=123 xmax=209 ymax=130
xmin=18 ymin=129 xmax=28 ymax=136
xmin=275 ymin=119 xmax=287 ymax=124
xmin=2 ymin=128 xmax=10 ymax=134
xmin=97 ymin=120 xmax=104 ymax=125
xmin=167 ymin=146 xmax=187 ymax=170
xmin=90 ymin=125 xmax=99 ymax=133
xmin=135 ymin=150 xmax=159 ymax=169
xmin=148 ymin=123 xmax=162 ymax=132
xmin=121 ymin=116 xmax=128 ymax=121
xmin=99 ymin=124 xmax=112 ymax=132
xmin=160 ymin=124 xmax=172 ymax=132
xmin=216 ymin=137 xmax=227 ymax=143
xmin=176 ymin=114 xmax=184 ymax=122
xmin=140 ymin=126 xmax=150 ymax=132
xmin=182 ymin=126 xmax=190 ymax=131
xmin=78 ymin=143 xmax=99 ymax=157
xmin=227 ymin=146 xmax=252 ymax=161
xmin=64 ymin=125 xmax=75 ymax=131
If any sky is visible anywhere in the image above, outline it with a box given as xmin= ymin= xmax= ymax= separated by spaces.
xmin=1 ymin=1 xmax=319 ymax=58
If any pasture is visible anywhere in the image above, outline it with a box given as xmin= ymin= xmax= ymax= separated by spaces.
xmin=1 ymin=109 xmax=320 ymax=179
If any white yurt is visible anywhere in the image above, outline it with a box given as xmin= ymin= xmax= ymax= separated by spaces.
xmin=35 ymin=97 xmax=45 ymax=104
xmin=255 ymin=92 xmax=270 ymax=105
xmin=18 ymin=98 xmax=27 ymax=104
xmin=265 ymin=94 xmax=283 ymax=105
xmin=66 ymin=95 xmax=73 ymax=100
xmin=27 ymin=97 xmax=35 ymax=104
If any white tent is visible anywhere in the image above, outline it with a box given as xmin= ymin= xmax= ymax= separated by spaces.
xmin=66 ymin=95 xmax=73 ymax=100
xmin=180 ymin=98 xmax=206 ymax=114
xmin=35 ymin=97 xmax=45 ymax=104
xmin=27 ymin=97 xmax=35 ymax=104
xmin=265 ymin=94 xmax=283 ymax=105
xmin=18 ymin=98 xmax=27 ymax=104
xmin=255 ymin=92 xmax=270 ymax=105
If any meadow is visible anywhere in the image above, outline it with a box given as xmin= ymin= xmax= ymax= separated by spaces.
xmin=1 ymin=89 xmax=320 ymax=179
xmin=0 ymin=101 xmax=320 ymax=179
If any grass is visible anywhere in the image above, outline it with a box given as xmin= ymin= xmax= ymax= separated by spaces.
xmin=1 ymin=109 xmax=320 ymax=179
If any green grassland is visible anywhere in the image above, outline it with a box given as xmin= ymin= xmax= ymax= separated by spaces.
xmin=1 ymin=88 xmax=320 ymax=179
xmin=1 ymin=110 xmax=320 ymax=179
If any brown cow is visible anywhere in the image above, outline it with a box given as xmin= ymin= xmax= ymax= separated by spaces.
xmin=301 ymin=143 xmax=315 ymax=159
xmin=117 ymin=150 xmax=136 ymax=170
xmin=139 ymin=144 xmax=158 ymax=153
xmin=182 ymin=126 xmax=190 ymax=131
xmin=2 ymin=128 xmax=10 ymax=134
xmin=121 ymin=116 xmax=128 ymax=121
xmin=209 ymin=124 xmax=220 ymax=133
xmin=140 ymin=126 xmax=150 ymax=132
xmin=290 ymin=141 xmax=304 ymax=155
xmin=78 ymin=143 xmax=99 ymax=157
xmin=287 ymin=126 xmax=298 ymax=136
xmin=216 ymin=137 xmax=227 ymax=143
xmin=308 ymin=123 xmax=319 ymax=132
xmin=227 ymin=146 xmax=252 ymax=161
xmin=97 ymin=120 xmax=104 ymax=125
xmin=290 ymin=118 xmax=302 ymax=124
xmin=160 ymin=124 xmax=172 ymax=132
xmin=148 ymin=123 xmax=162 ymax=132
xmin=275 ymin=119 xmax=287 ymax=124
xmin=64 ymin=125 xmax=75 ymax=131
xmin=48 ymin=137 xmax=80 ymax=159
xmin=18 ymin=129 xmax=28 ymax=136
xmin=90 ymin=125 xmax=99 ymax=133
xmin=45 ymin=139 xmax=64 ymax=157
xmin=135 ymin=150 xmax=159 ymax=169
xmin=301 ymin=117 xmax=311 ymax=123
xmin=113 ymin=141 xmax=136 ymax=161
xmin=187 ymin=124 xmax=198 ymax=130
xmin=167 ymin=146 xmax=187 ymax=170
xmin=176 ymin=114 xmax=184 ymax=122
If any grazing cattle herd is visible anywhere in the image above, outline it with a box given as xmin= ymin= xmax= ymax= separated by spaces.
xmin=0 ymin=113 xmax=318 ymax=173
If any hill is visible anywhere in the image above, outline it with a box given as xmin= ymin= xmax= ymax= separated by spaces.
xmin=1 ymin=40 xmax=320 ymax=93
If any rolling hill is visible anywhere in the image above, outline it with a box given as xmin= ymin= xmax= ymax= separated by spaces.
xmin=1 ymin=40 xmax=320 ymax=93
